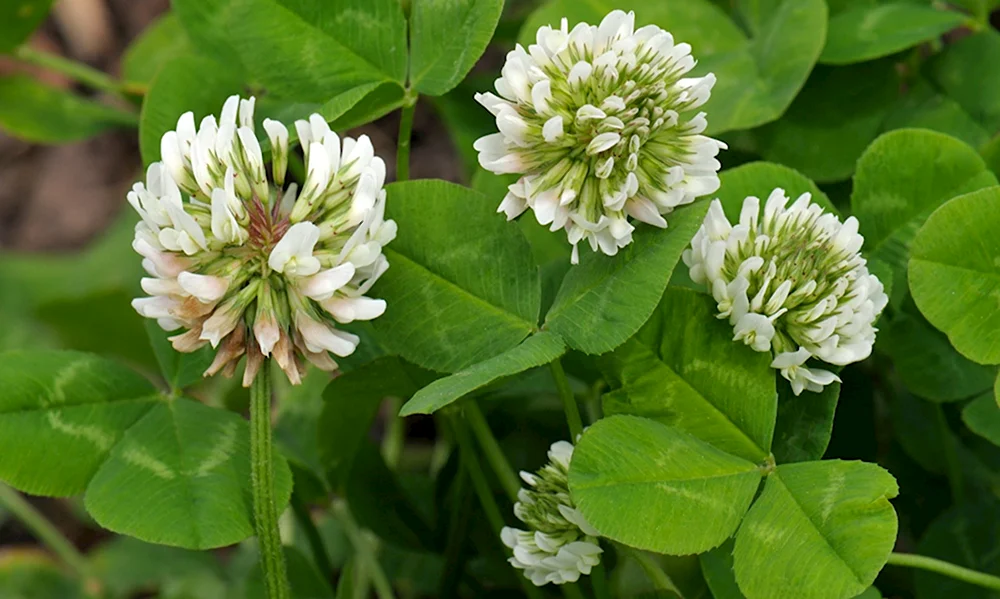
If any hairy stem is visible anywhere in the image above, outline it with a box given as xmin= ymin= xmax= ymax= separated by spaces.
xmin=0 ymin=484 xmax=91 ymax=581
xmin=332 ymin=500 xmax=396 ymax=599
xmin=464 ymin=401 xmax=521 ymax=502
xmin=382 ymin=397 xmax=405 ymax=470
xmin=250 ymin=367 xmax=291 ymax=599
xmin=396 ymin=94 xmax=417 ymax=182
xmin=550 ymin=359 xmax=584 ymax=439
xmin=887 ymin=552 xmax=1000 ymax=591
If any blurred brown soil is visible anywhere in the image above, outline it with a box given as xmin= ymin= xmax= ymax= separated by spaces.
xmin=0 ymin=0 xmax=462 ymax=252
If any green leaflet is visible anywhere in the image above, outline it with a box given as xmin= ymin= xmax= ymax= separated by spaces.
xmin=569 ymin=415 xmax=762 ymax=555
xmin=733 ymin=461 xmax=898 ymax=599
xmin=544 ymin=202 xmax=708 ymax=356
xmin=401 ymin=332 xmax=566 ymax=416
xmin=600 ymin=287 xmax=777 ymax=463
xmin=409 ymin=0 xmax=503 ymax=96
xmin=851 ymin=129 xmax=997 ymax=288
xmin=909 ymin=187 xmax=1000 ymax=365
xmin=0 ymin=350 xmax=292 ymax=550
xmin=820 ymin=3 xmax=966 ymax=65
xmin=372 ymin=180 xmax=540 ymax=373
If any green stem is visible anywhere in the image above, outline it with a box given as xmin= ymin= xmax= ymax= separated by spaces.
xmin=464 ymin=401 xmax=521 ymax=502
xmin=448 ymin=414 xmax=545 ymax=599
xmin=289 ymin=494 xmax=334 ymax=583
xmin=621 ymin=545 xmax=683 ymax=595
xmin=250 ymin=367 xmax=291 ymax=599
xmin=591 ymin=559 xmax=610 ymax=599
xmin=438 ymin=470 xmax=473 ymax=599
xmin=550 ymin=359 xmax=583 ymax=439
xmin=887 ymin=552 xmax=1000 ymax=591
xmin=396 ymin=94 xmax=417 ymax=182
xmin=14 ymin=46 xmax=136 ymax=98
xmin=561 ymin=583 xmax=587 ymax=599
xmin=0 ymin=484 xmax=91 ymax=581
xmin=382 ymin=397 xmax=405 ymax=470
xmin=934 ymin=404 xmax=965 ymax=505
xmin=332 ymin=500 xmax=396 ymax=599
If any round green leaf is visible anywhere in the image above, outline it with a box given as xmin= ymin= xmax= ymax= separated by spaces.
xmin=753 ymin=61 xmax=899 ymax=183
xmin=962 ymin=393 xmax=1000 ymax=447
xmin=733 ymin=461 xmax=899 ymax=599
xmin=544 ymin=202 xmax=708 ymax=356
xmin=915 ymin=500 xmax=1000 ymax=599
xmin=569 ymin=415 xmax=762 ymax=555
xmin=820 ymin=3 xmax=966 ymax=65
xmin=0 ymin=350 xmax=292 ymax=549
xmin=909 ymin=187 xmax=1000 ymax=365
xmin=521 ymin=0 xmax=826 ymax=135
xmin=0 ymin=76 xmax=137 ymax=144
xmin=879 ymin=305 xmax=996 ymax=401
xmin=409 ymin=0 xmax=503 ymax=96
xmin=600 ymin=287 xmax=777 ymax=463
xmin=372 ymin=180 xmax=540 ymax=372
xmin=715 ymin=162 xmax=835 ymax=218
xmin=851 ymin=129 xmax=997 ymax=284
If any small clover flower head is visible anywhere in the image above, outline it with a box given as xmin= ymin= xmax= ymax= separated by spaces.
xmin=501 ymin=441 xmax=603 ymax=586
xmin=682 ymin=189 xmax=888 ymax=395
xmin=130 ymin=95 xmax=396 ymax=386
xmin=474 ymin=10 xmax=726 ymax=263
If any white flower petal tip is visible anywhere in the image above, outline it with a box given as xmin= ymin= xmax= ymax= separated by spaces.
xmin=127 ymin=95 xmax=394 ymax=386
xmin=686 ymin=188 xmax=886 ymax=394
xmin=474 ymin=11 xmax=724 ymax=263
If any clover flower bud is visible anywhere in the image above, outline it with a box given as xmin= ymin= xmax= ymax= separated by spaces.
xmin=475 ymin=10 xmax=726 ymax=263
xmin=128 ymin=95 xmax=396 ymax=385
xmin=501 ymin=441 xmax=603 ymax=586
xmin=683 ymin=189 xmax=888 ymax=395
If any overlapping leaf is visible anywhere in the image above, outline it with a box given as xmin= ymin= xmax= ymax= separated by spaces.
xmin=372 ymin=180 xmax=540 ymax=373
xmin=0 ymin=351 xmax=292 ymax=549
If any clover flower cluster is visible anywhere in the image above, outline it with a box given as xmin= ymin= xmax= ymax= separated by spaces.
xmin=683 ymin=189 xmax=888 ymax=395
xmin=129 ymin=95 xmax=396 ymax=385
xmin=501 ymin=441 xmax=603 ymax=586
xmin=474 ymin=10 xmax=726 ymax=263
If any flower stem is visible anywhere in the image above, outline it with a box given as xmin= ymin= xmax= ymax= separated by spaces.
xmin=332 ymin=500 xmax=396 ymax=599
xmin=0 ymin=483 xmax=91 ymax=581
xmin=886 ymin=552 xmax=1000 ymax=591
xmin=464 ymin=401 xmax=521 ymax=502
xmin=550 ymin=359 xmax=583 ymax=439
xmin=382 ymin=397 xmax=405 ymax=470
xmin=447 ymin=413 xmax=545 ymax=599
xmin=289 ymin=494 xmax=334 ymax=583
xmin=14 ymin=45 xmax=136 ymax=99
xmin=395 ymin=93 xmax=417 ymax=182
xmin=619 ymin=544 xmax=683 ymax=595
xmin=250 ymin=367 xmax=291 ymax=599
xmin=934 ymin=404 xmax=965 ymax=504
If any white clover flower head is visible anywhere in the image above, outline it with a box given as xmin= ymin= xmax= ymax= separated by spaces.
xmin=474 ymin=10 xmax=726 ymax=264
xmin=130 ymin=95 xmax=397 ymax=386
xmin=501 ymin=440 xmax=603 ymax=586
xmin=682 ymin=189 xmax=888 ymax=395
